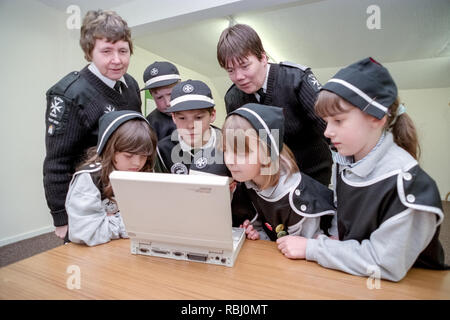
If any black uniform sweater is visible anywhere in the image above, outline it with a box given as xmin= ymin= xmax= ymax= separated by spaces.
xmin=43 ymin=65 xmax=141 ymax=227
xmin=225 ymin=62 xmax=332 ymax=186
xmin=146 ymin=109 xmax=176 ymax=141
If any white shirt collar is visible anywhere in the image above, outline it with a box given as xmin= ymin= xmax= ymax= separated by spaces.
xmin=88 ymin=63 xmax=128 ymax=89
xmin=245 ymin=171 xmax=301 ymax=199
xmin=254 ymin=64 xmax=271 ymax=101
xmin=335 ymin=131 xmax=388 ymax=177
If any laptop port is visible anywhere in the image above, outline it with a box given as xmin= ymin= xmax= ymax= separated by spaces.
xmin=173 ymin=252 xmax=183 ymax=256
xmin=152 ymin=248 xmax=169 ymax=255
xmin=187 ymin=253 xmax=208 ymax=262
xmin=139 ymin=248 xmax=149 ymax=253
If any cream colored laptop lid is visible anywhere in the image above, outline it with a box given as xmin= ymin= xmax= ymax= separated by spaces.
xmin=109 ymin=171 xmax=234 ymax=250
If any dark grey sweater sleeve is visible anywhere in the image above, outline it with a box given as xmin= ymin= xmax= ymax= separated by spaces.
xmin=305 ymin=208 xmax=438 ymax=282
xmin=297 ymin=70 xmax=327 ymax=135
xmin=43 ymin=94 xmax=87 ymax=227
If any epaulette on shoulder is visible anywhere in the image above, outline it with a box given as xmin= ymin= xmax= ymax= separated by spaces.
xmin=48 ymin=71 xmax=80 ymax=96
xmin=289 ymin=173 xmax=335 ymax=217
xmin=398 ymin=165 xmax=444 ymax=224
xmin=74 ymin=162 xmax=102 ymax=175
xmin=280 ymin=61 xmax=309 ymax=71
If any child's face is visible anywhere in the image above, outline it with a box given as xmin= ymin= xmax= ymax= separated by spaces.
xmin=323 ymin=100 xmax=385 ymax=162
xmin=223 ymin=135 xmax=265 ymax=187
xmin=172 ymin=109 xmax=216 ymax=147
xmin=90 ymin=38 xmax=130 ymax=81
xmin=150 ymin=85 xmax=174 ymax=113
xmin=225 ymin=53 xmax=268 ymax=94
xmin=113 ymin=152 xmax=147 ymax=171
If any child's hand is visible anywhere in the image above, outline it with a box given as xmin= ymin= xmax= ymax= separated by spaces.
xmin=276 ymin=235 xmax=307 ymax=259
xmin=55 ymin=225 xmax=68 ymax=239
xmin=240 ymin=219 xmax=260 ymax=240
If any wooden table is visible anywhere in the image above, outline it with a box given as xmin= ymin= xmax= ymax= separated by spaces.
xmin=1 ymin=239 xmax=449 ymax=299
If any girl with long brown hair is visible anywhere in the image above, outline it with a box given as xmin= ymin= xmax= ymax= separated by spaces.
xmin=66 ymin=111 xmax=157 ymax=246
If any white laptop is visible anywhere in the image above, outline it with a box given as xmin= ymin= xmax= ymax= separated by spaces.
xmin=109 ymin=171 xmax=245 ymax=267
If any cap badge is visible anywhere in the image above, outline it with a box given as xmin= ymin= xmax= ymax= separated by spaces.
xmin=195 ymin=157 xmax=208 ymax=169
xmin=150 ymin=68 xmax=158 ymax=76
xmin=182 ymin=84 xmax=194 ymax=93
xmin=171 ymin=162 xmax=188 ymax=174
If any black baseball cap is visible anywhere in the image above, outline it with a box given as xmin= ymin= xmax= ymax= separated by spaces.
xmin=141 ymin=61 xmax=181 ymax=91
xmin=322 ymin=57 xmax=397 ymax=119
xmin=227 ymin=103 xmax=284 ymax=157
xmin=166 ymin=79 xmax=215 ymax=113
xmin=97 ymin=111 xmax=148 ymax=155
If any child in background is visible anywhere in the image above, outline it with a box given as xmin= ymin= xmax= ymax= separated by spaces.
xmin=142 ymin=61 xmax=181 ymax=140
xmin=156 ymin=80 xmax=230 ymax=177
xmin=66 ymin=111 xmax=157 ymax=246
xmin=277 ymin=57 xmax=448 ymax=281
xmin=222 ymin=103 xmax=335 ymax=241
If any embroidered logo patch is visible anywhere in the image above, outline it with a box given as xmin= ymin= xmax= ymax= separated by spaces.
xmin=104 ymin=105 xmax=115 ymax=113
xmin=182 ymin=84 xmax=194 ymax=93
xmin=47 ymin=124 xmax=55 ymax=136
xmin=171 ymin=162 xmax=188 ymax=174
xmin=49 ymin=96 xmax=65 ymax=120
xmin=150 ymin=68 xmax=159 ymax=76
xmin=195 ymin=157 xmax=208 ymax=169
xmin=307 ymin=74 xmax=322 ymax=90
xmin=47 ymin=96 xmax=67 ymax=135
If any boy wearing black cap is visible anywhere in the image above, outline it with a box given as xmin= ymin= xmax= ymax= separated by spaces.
xmin=66 ymin=110 xmax=157 ymax=246
xmin=44 ymin=10 xmax=142 ymax=241
xmin=277 ymin=57 xmax=448 ymax=281
xmin=217 ymin=24 xmax=332 ymax=186
xmin=156 ymin=80 xmax=229 ymax=176
xmin=142 ymin=61 xmax=181 ymax=140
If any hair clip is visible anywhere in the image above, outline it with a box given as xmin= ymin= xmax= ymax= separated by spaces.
xmin=389 ymin=103 xmax=406 ymax=130
xmin=397 ymin=103 xmax=406 ymax=115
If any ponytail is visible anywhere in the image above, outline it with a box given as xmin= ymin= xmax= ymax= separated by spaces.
xmin=385 ymin=98 xmax=420 ymax=160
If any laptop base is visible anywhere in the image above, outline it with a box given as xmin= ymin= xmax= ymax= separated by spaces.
xmin=130 ymin=228 xmax=245 ymax=268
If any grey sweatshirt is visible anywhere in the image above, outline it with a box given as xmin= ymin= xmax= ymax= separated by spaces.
xmin=66 ymin=167 xmax=128 ymax=246
xmin=305 ymin=132 xmax=444 ymax=282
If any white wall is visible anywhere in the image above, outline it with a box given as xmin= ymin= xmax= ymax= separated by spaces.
xmin=0 ymin=0 xmax=226 ymax=246
xmin=0 ymin=0 xmax=86 ymax=246
xmin=399 ymin=88 xmax=450 ymax=200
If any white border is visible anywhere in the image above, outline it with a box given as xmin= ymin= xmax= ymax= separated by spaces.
xmin=145 ymin=74 xmax=181 ymax=87
xmin=97 ymin=113 xmax=146 ymax=153
xmin=327 ymin=78 xmax=388 ymax=113
xmin=170 ymin=94 xmax=215 ymax=107
xmin=238 ymin=107 xmax=280 ymax=156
